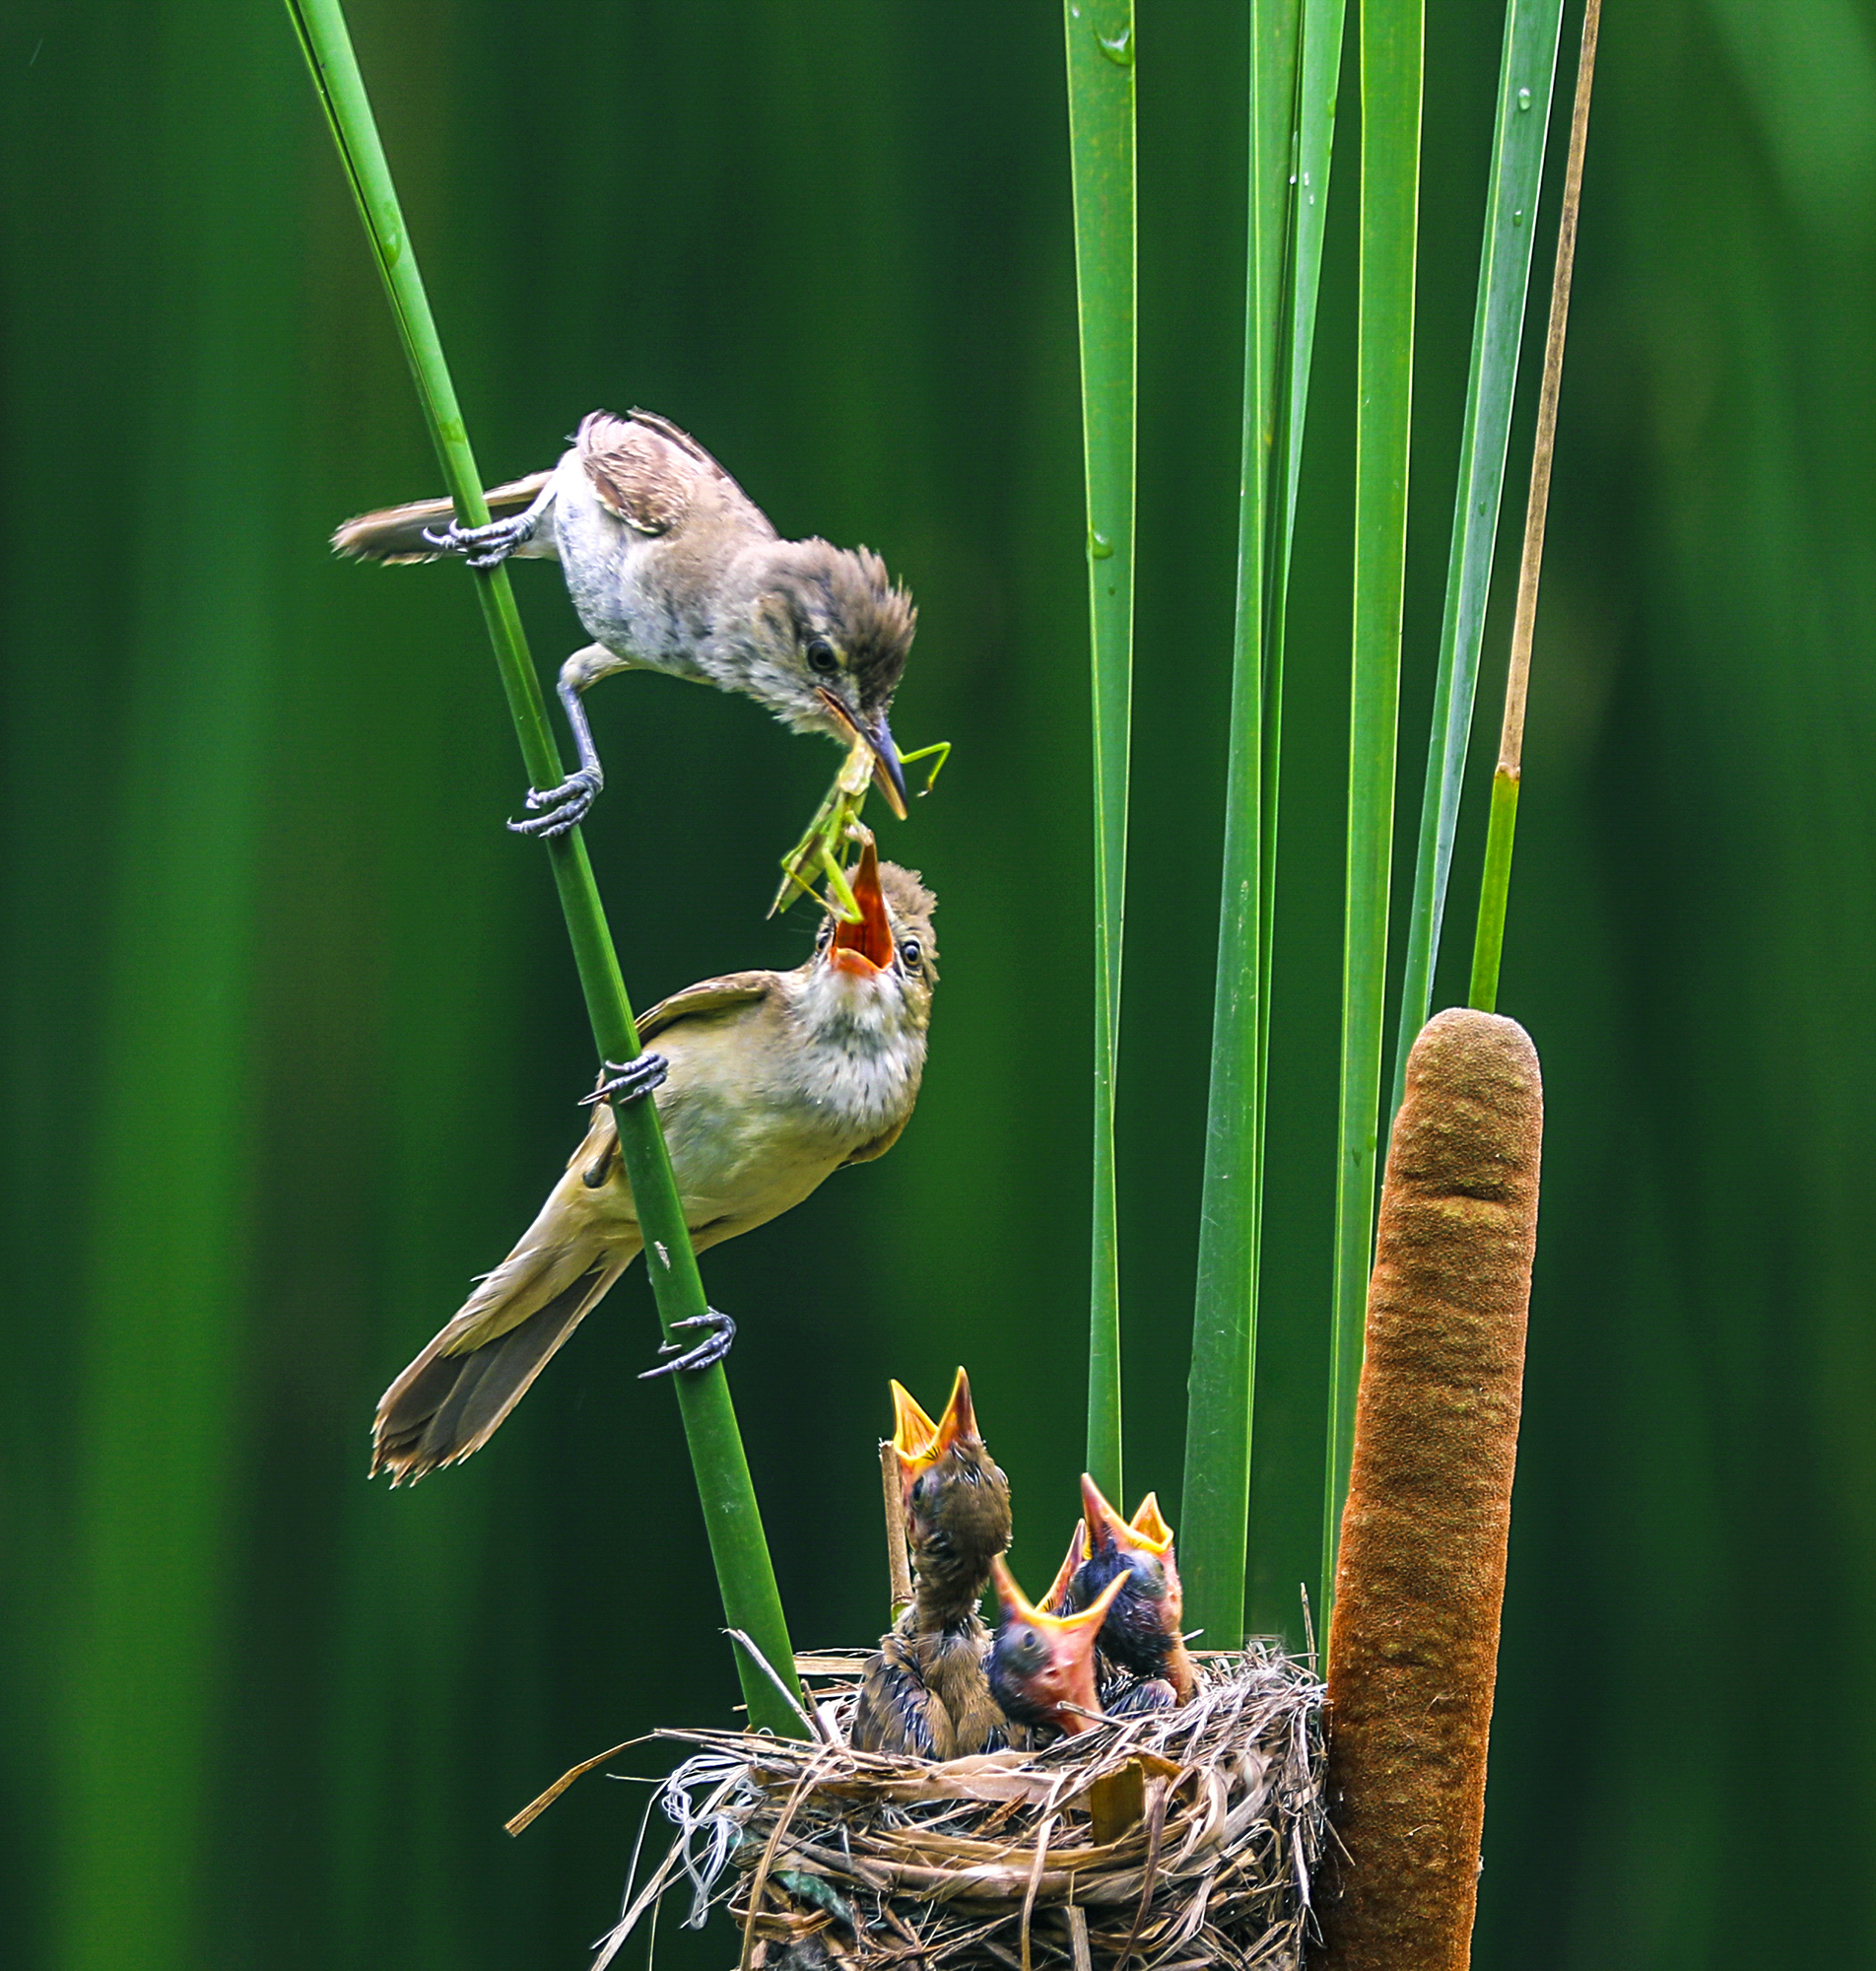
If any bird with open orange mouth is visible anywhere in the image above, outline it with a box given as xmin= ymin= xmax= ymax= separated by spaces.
xmin=1064 ymin=1475 xmax=1199 ymax=1705
xmin=986 ymin=1557 xmax=1129 ymax=1743
xmin=370 ymin=832 xmax=937 ymax=1483
xmin=851 ymin=1369 xmax=1011 ymax=1760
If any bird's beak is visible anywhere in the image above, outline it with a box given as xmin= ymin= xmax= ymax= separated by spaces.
xmin=929 ymin=1366 xmax=981 ymax=1454
xmin=889 ymin=1380 xmax=941 ymax=1463
xmin=816 ymin=686 xmax=909 ymax=820
xmin=1042 ymin=1521 xmax=1087 ymax=1614
xmin=1081 ymin=1472 xmax=1173 ymax=1560
xmin=889 ymin=1377 xmax=942 ymax=1508
xmin=991 ymin=1558 xmax=1127 ymax=1733
xmin=1130 ymin=1492 xmax=1175 ymax=1549
xmin=868 ymin=713 xmax=910 ymax=820
xmin=828 ymin=834 xmax=895 ymax=976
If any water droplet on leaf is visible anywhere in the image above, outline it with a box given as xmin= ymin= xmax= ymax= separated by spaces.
xmin=1516 ymin=86 xmax=1532 ymax=111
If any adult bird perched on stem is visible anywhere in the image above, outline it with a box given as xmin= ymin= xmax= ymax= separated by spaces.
xmin=333 ymin=409 xmax=932 ymax=900
xmin=371 ymin=834 xmax=937 ymax=1483
xmin=851 ymin=1370 xmax=1012 ymax=1760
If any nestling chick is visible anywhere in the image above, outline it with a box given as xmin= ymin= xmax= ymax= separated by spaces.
xmin=1067 ymin=1476 xmax=1199 ymax=1705
xmin=1040 ymin=1518 xmax=1174 ymax=1718
xmin=850 ymin=1370 xmax=1011 ymax=1760
xmin=334 ymin=409 xmax=915 ymax=838
xmin=371 ymin=838 xmax=936 ymax=1482
xmin=986 ymin=1557 xmax=1127 ymax=1742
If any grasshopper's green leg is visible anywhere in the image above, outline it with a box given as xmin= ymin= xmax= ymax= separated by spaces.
xmin=897 ymin=739 xmax=952 ymax=796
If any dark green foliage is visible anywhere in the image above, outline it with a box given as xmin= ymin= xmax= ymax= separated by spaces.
xmin=3 ymin=1 xmax=1875 ymax=1967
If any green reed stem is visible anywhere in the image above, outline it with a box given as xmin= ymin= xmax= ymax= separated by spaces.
xmin=1391 ymin=0 xmax=1564 ymax=1111
xmin=1323 ymin=0 xmax=1421 ymax=1632
xmin=1470 ymin=768 xmax=1520 ymax=1010
xmin=1471 ymin=0 xmax=1601 ymax=1014
xmin=1182 ymin=0 xmax=1306 ymax=1652
xmin=1063 ymin=0 xmax=1136 ymax=1505
xmin=284 ymin=0 xmax=802 ymax=1735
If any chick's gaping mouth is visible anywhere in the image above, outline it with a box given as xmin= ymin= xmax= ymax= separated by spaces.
xmin=828 ymin=836 xmax=895 ymax=975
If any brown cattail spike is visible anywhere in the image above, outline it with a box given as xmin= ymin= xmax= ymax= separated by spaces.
xmin=1315 ymin=1008 xmax=1543 ymax=1971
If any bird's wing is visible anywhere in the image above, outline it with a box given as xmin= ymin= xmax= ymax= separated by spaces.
xmin=575 ymin=410 xmax=771 ymax=537
xmin=635 ymin=971 xmax=773 ymax=1043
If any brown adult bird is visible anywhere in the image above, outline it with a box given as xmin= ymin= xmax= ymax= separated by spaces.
xmin=850 ymin=1370 xmax=1012 ymax=1760
xmin=333 ymin=409 xmax=915 ymax=839
xmin=371 ymin=837 xmax=937 ymax=1482
xmin=986 ymin=1558 xmax=1127 ymax=1742
xmin=1066 ymin=1476 xmax=1199 ymax=1705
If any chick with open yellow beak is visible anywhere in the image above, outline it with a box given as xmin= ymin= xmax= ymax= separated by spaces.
xmin=1067 ymin=1476 xmax=1199 ymax=1705
xmin=986 ymin=1558 xmax=1128 ymax=1742
xmin=851 ymin=1369 xmax=1011 ymax=1760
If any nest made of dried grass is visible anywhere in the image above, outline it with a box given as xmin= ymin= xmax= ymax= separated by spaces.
xmin=586 ymin=1643 xmax=1324 ymax=1971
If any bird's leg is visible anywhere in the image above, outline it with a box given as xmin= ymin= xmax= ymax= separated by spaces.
xmin=579 ymin=1052 xmax=668 ymax=1107
xmin=638 ymin=1308 xmax=737 ymax=1380
xmin=423 ymin=479 xmax=556 ymax=569
xmin=509 ymin=655 xmax=610 ymax=839
xmin=422 ymin=510 xmax=537 ymax=568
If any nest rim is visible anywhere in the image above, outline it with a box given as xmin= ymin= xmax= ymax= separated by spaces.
xmin=594 ymin=1641 xmax=1326 ymax=1971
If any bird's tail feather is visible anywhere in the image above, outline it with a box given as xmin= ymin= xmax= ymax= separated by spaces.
xmin=372 ymin=1253 xmax=625 ymax=1482
xmin=332 ymin=471 xmax=553 ymax=564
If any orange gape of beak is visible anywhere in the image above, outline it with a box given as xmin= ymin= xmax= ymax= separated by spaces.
xmin=890 ymin=1368 xmax=979 ymax=1511
xmin=829 ymin=835 xmax=895 ymax=975
xmin=990 ymin=1557 xmax=1127 ymax=1734
xmin=1081 ymin=1473 xmax=1174 ymax=1560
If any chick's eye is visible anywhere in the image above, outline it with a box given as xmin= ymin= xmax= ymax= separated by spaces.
xmin=805 ymin=637 xmax=839 ymax=675
xmin=898 ymin=937 xmax=921 ymax=968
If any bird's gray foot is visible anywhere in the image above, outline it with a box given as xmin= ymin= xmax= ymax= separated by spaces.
xmin=638 ymin=1309 xmax=737 ymax=1381
xmin=581 ymin=1052 xmax=668 ymax=1108
xmin=506 ymin=767 xmax=603 ymax=840
xmin=422 ymin=513 xmax=536 ymax=569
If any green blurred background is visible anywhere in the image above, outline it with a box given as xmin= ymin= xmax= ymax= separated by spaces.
xmin=5 ymin=0 xmax=1873 ymax=1962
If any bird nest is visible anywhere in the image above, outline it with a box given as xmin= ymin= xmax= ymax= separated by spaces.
xmin=577 ymin=1643 xmax=1324 ymax=1971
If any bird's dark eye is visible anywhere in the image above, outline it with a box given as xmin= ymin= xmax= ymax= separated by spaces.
xmin=805 ymin=637 xmax=839 ymax=675
xmin=899 ymin=937 xmax=921 ymax=968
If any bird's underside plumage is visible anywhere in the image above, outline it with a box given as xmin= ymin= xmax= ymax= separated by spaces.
xmin=369 ymin=859 xmax=938 ymax=1483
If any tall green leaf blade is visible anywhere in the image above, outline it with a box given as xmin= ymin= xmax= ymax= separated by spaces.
xmin=1323 ymin=0 xmax=1422 ymax=1626
xmin=1063 ymin=0 xmax=1136 ymax=1503
xmin=1182 ymin=0 xmax=1306 ymax=1651
xmin=1261 ymin=0 xmax=1350 ymax=1125
xmin=1391 ymin=0 xmax=1565 ymax=1117
xmin=284 ymin=0 xmax=802 ymax=1735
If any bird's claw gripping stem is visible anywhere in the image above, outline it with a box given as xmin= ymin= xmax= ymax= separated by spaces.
xmin=422 ymin=513 xmax=536 ymax=569
xmin=507 ymin=767 xmax=603 ymax=840
xmin=638 ymin=1308 xmax=737 ymax=1380
xmin=581 ymin=1052 xmax=668 ymax=1107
